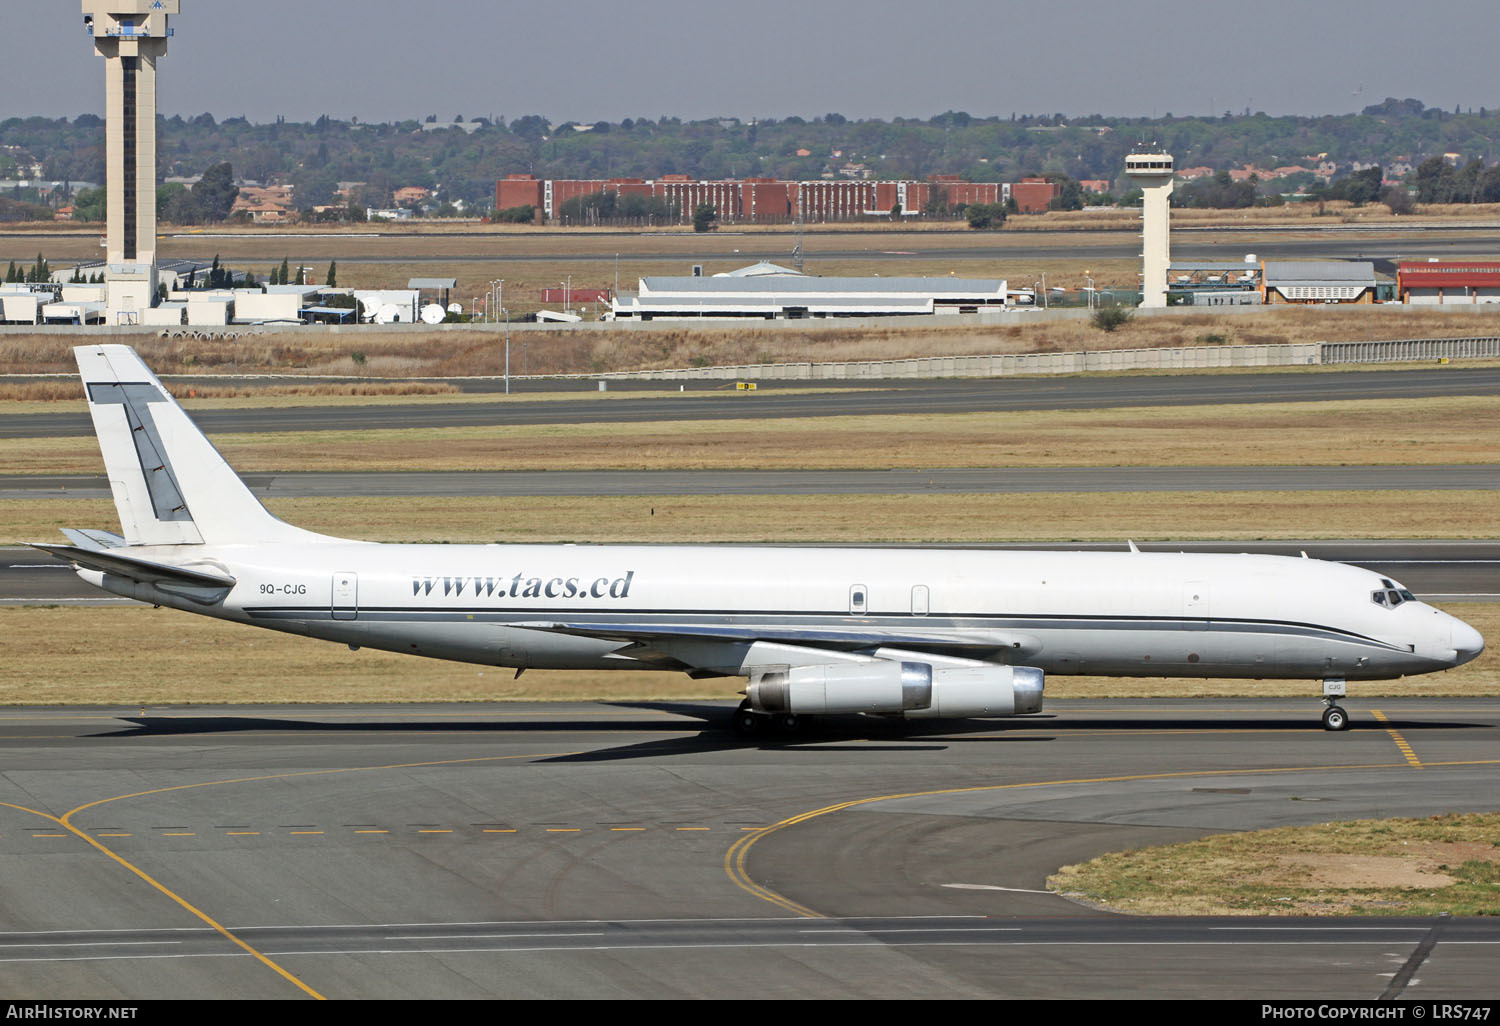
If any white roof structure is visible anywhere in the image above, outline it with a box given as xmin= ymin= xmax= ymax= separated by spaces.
xmin=613 ymin=273 xmax=1008 ymax=320
xmin=713 ymin=261 xmax=805 ymax=278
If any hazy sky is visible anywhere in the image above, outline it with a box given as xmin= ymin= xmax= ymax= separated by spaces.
xmin=5 ymin=1 xmax=1496 ymax=125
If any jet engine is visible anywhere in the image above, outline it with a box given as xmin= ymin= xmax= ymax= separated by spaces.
xmin=746 ymin=661 xmax=1044 ymax=718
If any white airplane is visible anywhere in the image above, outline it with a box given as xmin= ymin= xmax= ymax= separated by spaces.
xmin=38 ymin=345 xmax=1484 ymax=735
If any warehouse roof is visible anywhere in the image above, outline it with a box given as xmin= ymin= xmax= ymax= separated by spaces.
xmin=639 ymin=275 xmax=1006 ymax=297
xmin=1262 ymin=261 xmax=1377 ymax=284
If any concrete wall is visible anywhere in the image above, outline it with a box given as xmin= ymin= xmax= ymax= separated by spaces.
xmin=593 ymin=343 xmax=1322 ymax=381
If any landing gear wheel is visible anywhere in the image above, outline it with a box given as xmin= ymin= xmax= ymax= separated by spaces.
xmin=774 ymin=713 xmax=803 ymax=734
xmin=732 ymin=700 xmax=765 ymax=738
xmin=1322 ymin=705 xmax=1349 ymax=732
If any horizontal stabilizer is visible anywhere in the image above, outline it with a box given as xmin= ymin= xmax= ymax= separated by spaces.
xmin=60 ymin=528 xmax=127 ymax=552
xmin=33 ymin=543 xmax=236 ymax=602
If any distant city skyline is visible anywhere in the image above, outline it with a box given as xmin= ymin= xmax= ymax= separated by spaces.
xmin=4 ymin=1 xmax=1497 ymax=126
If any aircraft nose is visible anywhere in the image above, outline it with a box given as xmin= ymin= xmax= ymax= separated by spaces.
xmin=1451 ymin=618 xmax=1485 ymax=665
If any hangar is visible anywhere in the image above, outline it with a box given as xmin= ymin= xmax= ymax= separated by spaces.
xmin=1262 ymin=261 xmax=1379 ymax=304
xmin=1397 ymin=261 xmax=1500 ymax=304
xmin=609 ymin=270 xmax=1010 ymax=321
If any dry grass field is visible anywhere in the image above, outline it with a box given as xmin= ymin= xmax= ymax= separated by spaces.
xmin=6 ymin=306 xmax=1500 ymax=379
xmin=1049 ymin=812 xmax=1500 ymax=917
xmin=3 ymin=394 xmax=1495 ymax=477
xmin=6 ymin=489 xmax=1496 ymax=547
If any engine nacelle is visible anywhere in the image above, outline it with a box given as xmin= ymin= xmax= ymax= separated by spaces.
xmin=905 ymin=665 xmax=1045 ymax=718
xmin=747 ymin=661 xmax=932 ymax=715
xmin=746 ymin=661 xmax=1044 ymax=718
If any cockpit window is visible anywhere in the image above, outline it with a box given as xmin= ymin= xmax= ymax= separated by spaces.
xmin=1372 ymin=585 xmax=1417 ymax=608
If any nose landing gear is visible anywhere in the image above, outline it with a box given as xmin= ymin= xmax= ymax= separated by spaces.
xmin=1321 ymin=678 xmax=1350 ymax=732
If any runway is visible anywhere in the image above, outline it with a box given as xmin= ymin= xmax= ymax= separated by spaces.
xmin=3 ymin=366 xmax=1499 ymax=438
xmin=4 ymin=464 xmax=1497 ymax=499
xmin=8 ymin=223 xmax=1496 ymax=266
xmin=0 ymin=698 xmax=1495 ymax=999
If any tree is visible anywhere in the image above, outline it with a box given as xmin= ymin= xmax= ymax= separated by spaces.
xmin=1412 ymin=156 xmax=1455 ymax=203
xmin=1329 ymin=166 xmax=1382 ymax=206
xmin=966 ymin=202 xmax=1006 ymax=230
xmin=692 ymin=202 xmax=717 ymax=232
xmin=72 ymin=187 xmax=106 ymax=223
xmin=194 ymin=162 xmax=239 ymax=222
xmin=1045 ymin=173 xmax=1085 ymax=211
xmin=278 ymin=257 xmax=290 ymax=285
xmin=1382 ymin=185 xmax=1414 ymax=215
xmin=493 ymin=204 xmax=535 ymax=223
xmin=326 ymin=260 xmax=337 ymax=289
xmin=1092 ymin=306 xmax=1133 ymax=332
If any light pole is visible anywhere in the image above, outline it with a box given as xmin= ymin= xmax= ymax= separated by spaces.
xmin=504 ymin=308 xmax=511 ymax=396
xmin=1085 ymin=273 xmax=1095 ymax=311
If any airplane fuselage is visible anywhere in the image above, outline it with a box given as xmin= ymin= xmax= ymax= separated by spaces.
xmin=83 ymin=541 xmax=1477 ymax=682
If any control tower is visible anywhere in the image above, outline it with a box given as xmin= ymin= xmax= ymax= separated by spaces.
xmin=1124 ymin=152 xmax=1174 ymax=309
xmin=82 ymin=1 xmax=178 ymax=324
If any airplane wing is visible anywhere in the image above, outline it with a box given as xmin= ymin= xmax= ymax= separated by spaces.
xmin=514 ymin=619 xmax=1042 ymax=665
xmin=32 ymin=543 xmax=236 ymax=605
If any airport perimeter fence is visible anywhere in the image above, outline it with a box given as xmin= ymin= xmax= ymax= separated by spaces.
xmin=595 ymin=336 xmax=1498 ymax=382
xmin=597 ymin=343 xmax=1321 ymax=381
xmin=1320 ymin=336 xmax=1500 ymax=364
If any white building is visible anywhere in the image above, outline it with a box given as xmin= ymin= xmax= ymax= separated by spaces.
xmin=611 ymin=270 xmax=1009 ymax=321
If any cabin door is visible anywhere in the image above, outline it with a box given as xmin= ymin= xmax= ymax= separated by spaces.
xmin=911 ymin=585 xmax=930 ymax=616
xmin=332 ymin=571 xmax=359 ymax=621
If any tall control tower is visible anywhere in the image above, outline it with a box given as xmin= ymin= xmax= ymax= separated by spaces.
xmin=82 ymin=1 xmax=178 ymax=324
xmin=1124 ymin=152 xmax=1174 ymax=309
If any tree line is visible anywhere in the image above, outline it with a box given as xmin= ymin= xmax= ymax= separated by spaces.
xmin=6 ymin=98 xmax=1500 ymax=218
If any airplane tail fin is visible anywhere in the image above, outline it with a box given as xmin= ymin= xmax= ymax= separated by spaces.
xmin=75 ymin=344 xmax=317 ymax=547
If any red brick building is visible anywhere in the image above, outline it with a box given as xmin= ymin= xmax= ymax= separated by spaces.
xmin=494 ymin=173 xmax=1046 ymax=224
xmin=1007 ymin=178 xmax=1057 ymax=214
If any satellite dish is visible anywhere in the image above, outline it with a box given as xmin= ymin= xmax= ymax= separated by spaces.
xmin=374 ymin=304 xmax=401 ymax=324
xmin=420 ymin=304 xmax=445 ymax=325
xmin=358 ymin=296 xmax=383 ymax=317
xmin=447 ymin=303 xmax=463 ymax=315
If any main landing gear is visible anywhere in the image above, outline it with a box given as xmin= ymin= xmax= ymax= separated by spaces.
xmin=732 ymin=700 xmax=804 ymax=738
xmin=1321 ymin=678 xmax=1350 ymax=732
